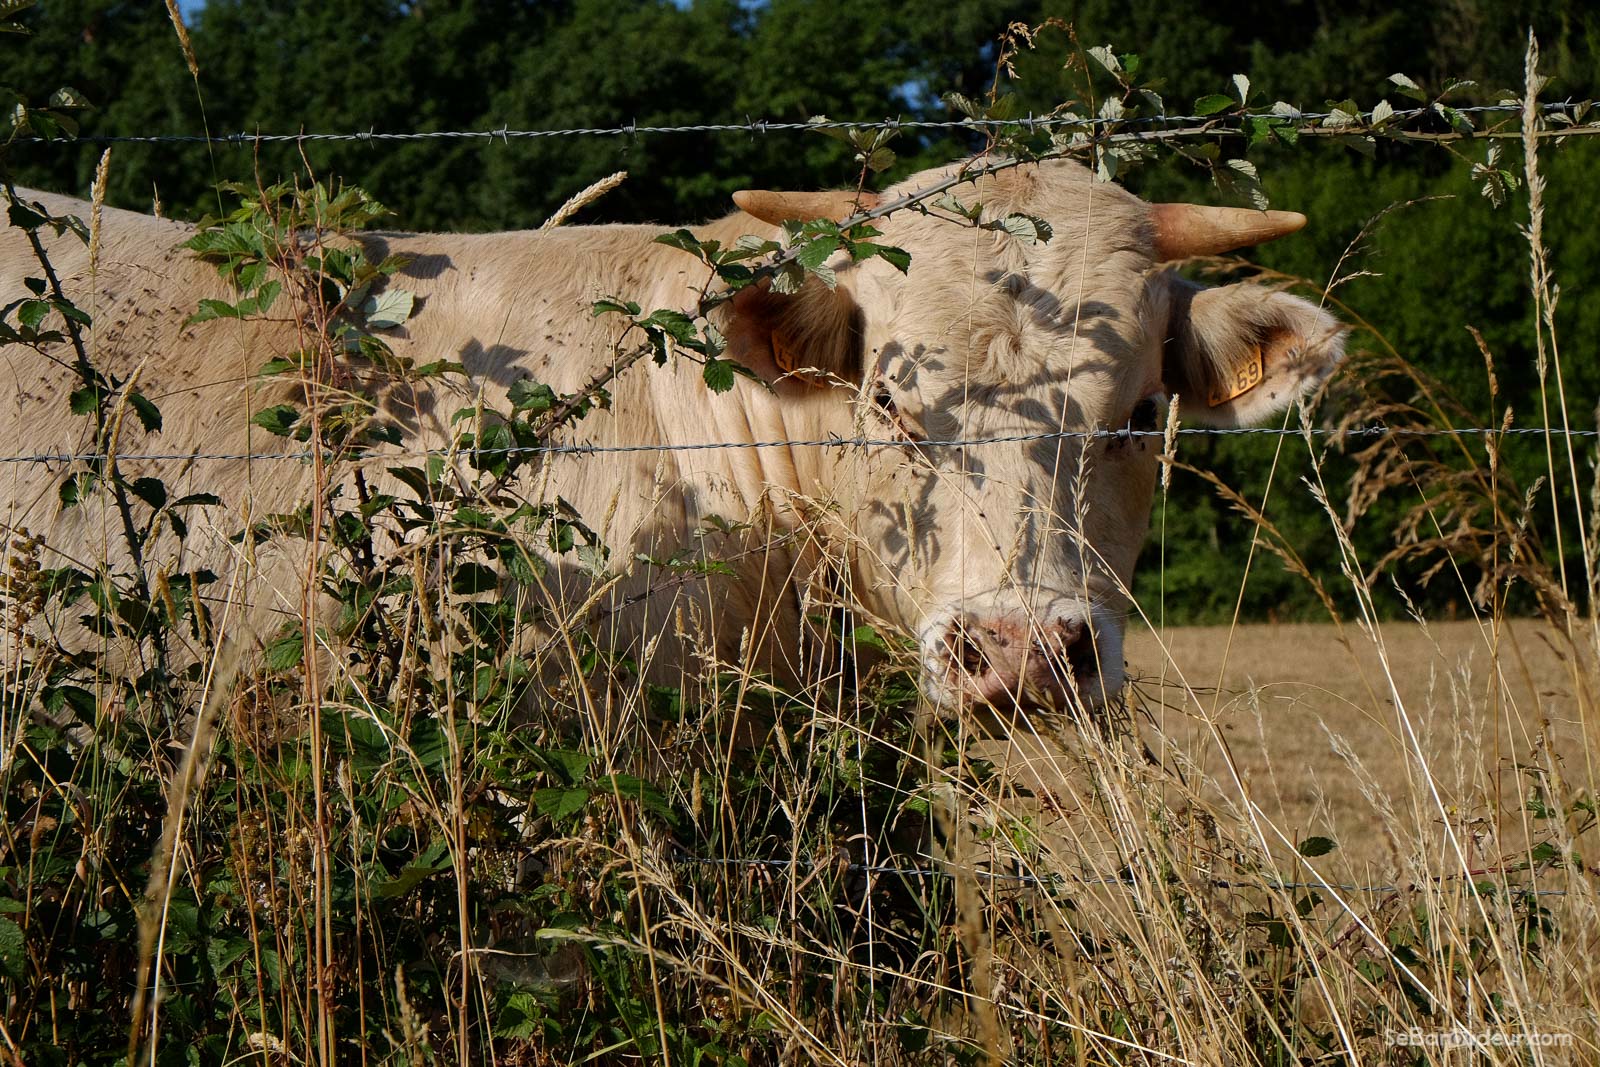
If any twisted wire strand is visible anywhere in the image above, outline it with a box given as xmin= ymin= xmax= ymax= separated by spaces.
xmin=17 ymin=101 xmax=1589 ymax=147
xmin=0 ymin=424 xmax=1591 ymax=465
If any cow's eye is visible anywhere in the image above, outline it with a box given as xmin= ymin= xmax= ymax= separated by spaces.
xmin=1130 ymin=397 xmax=1160 ymax=433
xmin=871 ymin=386 xmax=925 ymax=443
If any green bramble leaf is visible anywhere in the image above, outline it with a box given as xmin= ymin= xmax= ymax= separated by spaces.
xmin=186 ymin=298 xmax=244 ymax=325
xmin=796 ymin=234 xmax=841 ymax=271
xmin=1085 ymin=45 xmax=1121 ymax=74
xmin=68 ymin=385 xmax=102 ymax=415
xmin=6 ymin=203 xmax=46 ymax=232
xmin=1389 ymin=73 xmax=1427 ymax=102
xmin=1214 ymin=158 xmax=1270 ymax=210
xmin=702 ymin=358 xmax=736 ymax=394
xmin=653 ymin=229 xmax=706 ymax=257
xmin=591 ymin=298 xmax=641 ymax=318
xmin=16 ymin=299 xmax=47 ymax=329
xmin=985 ymin=213 xmax=1053 ymax=246
xmin=508 ymin=378 xmax=556 ymax=415
xmin=363 ymin=287 xmax=413 ymax=329
xmin=251 ymin=404 xmax=302 ymax=437
xmin=1193 ymin=93 xmax=1236 ymax=116
xmin=127 ymin=391 xmax=161 ymax=433
xmin=46 ymin=86 xmax=90 ymax=109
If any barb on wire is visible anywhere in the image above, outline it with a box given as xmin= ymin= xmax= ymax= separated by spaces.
xmin=16 ymin=101 xmax=1592 ymax=147
xmin=0 ymin=423 xmax=1593 ymax=466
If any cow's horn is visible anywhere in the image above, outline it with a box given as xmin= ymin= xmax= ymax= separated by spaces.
xmin=1150 ymin=203 xmax=1307 ymax=260
xmin=733 ymin=189 xmax=882 ymax=226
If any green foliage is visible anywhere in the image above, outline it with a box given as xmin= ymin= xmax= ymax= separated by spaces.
xmin=2 ymin=11 xmax=1599 ymax=1061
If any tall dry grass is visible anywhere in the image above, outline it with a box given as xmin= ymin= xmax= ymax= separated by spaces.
xmin=6 ymin=36 xmax=1600 ymax=1067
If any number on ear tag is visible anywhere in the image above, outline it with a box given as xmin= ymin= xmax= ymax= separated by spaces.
xmin=1207 ymin=344 xmax=1265 ymax=407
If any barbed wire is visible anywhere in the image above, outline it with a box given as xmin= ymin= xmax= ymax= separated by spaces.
xmin=672 ymin=850 xmax=1572 ymax=897
xmin=17 ymin=101 xmax=1593 ymax=148
xmin=0 ymin=424 xmax=1591 ymax=466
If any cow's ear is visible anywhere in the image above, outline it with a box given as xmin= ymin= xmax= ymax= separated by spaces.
xmin=1157 ymin=272 xmax=1346 ymax=427
xmin=719 ymin=278 xmax=865 ymax=389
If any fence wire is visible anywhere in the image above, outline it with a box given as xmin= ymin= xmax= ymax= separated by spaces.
xmin=673 ymin=850 xmax=1572 ymax=898
xmin=0 ymin=424 xmax=1591 ymax=466
xmin=18 ymin=101 xmax=1593 ymax=147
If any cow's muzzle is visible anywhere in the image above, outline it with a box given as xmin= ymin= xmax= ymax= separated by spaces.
xmin=919 ymin=602 xmax=1123 ymax=712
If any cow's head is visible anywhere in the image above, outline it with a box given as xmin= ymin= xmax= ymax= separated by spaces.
xmin=727 ymin=159 xmax=1344 ymax=712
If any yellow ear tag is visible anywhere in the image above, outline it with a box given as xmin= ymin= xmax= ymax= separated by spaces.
xmin=771 ymin=333 xmax=799 ymax=374
xmin=770 ymin=334 xmax=828 ymax=389
xmin=1207 ymin=344 xmax=1265 ymax=407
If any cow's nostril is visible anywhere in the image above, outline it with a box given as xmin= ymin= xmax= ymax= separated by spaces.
xmin=1034 ymin=616 xmax=1098 ymax=683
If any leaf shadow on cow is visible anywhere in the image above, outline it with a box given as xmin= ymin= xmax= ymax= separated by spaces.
xmin=0 ymin=158 xmax=1345 ymax=735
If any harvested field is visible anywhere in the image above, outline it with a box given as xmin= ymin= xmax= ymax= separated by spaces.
xmin=1126 ymin=619 xmax=1596 ymax=874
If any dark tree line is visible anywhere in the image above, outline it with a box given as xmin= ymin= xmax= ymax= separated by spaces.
xmin=5 ymin=0 xmax=1599 ymax=622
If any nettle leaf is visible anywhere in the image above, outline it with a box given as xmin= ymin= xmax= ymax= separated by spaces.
xmin=413 ymin=359 xmax=465 ymax=379
xmin=373 ymin=840 xmax=454 ymax=899
xmin=363 ymin=287 xmax=414 ymax=329
xmin=0 ymin=917 xmax=23 ymax=981
xmin=257 ymin=356 xmax=300 ymax=377
xmin=251 ymin=404 xmax=302 ymax=436
xmin=264 ymin=631 xmax=305 ymax=670
xmin=534 ymin=787 xmax=591 ymax=822
xmin=1298 ymin=836 xmax=1338 ymax=858
xmin=598 ymin=773 xmax=676 ymax=824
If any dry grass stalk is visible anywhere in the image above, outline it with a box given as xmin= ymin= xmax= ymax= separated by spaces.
xmin=161 ymin=0 xmax=199 ymax=78
xmin=541 ymin=170 xmax=627 ymax=231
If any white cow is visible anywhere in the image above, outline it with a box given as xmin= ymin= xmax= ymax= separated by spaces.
xmin=0 ymin=158 xmax=1343 ymax=709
